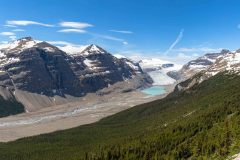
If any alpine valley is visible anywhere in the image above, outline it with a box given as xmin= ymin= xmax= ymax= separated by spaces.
xmin=1 ymin=37 xmax=240 ymax=160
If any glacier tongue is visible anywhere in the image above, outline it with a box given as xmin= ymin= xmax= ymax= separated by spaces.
xmin=138 ymin=58 xmax=182 ymax=85
xmin=148 ymin=70 xmax=176 ymax=85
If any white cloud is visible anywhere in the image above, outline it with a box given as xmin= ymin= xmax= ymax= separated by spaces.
xmin=193 ymin=53 xmax=199 ymax=57
xmin=59 ymin=21 xmax=93 ymax=29
xmin=47 ymin=40 xmax=79 ymax=46
xmin=172 ymin=47 xmax=222 ymax=53
xmin=91 ymin=33 xmax=125 ymax=42
xmin=58 ymin=29 xmax=87 ymax=33
xmin=12 ymin=29 xmax=25 ymax=32
xmin=58 ymin=45 xmax=88 ymax=54
xmin=165 ymin=29 xmax=184 ymax=55
xmin=100 ymin=35 xmax=124 ymax=41
xmin=0 ymin=32 xmax=15 ymax=36
xmin=117 ymin=46 xmax=222 ymax=65
xmin=46 ymin=40 xmax=87 ymax=54
xmin=88 ymin=32 xmax=128 ymax=45
xmin=0 ymin=32 xmax=17 ymax=40
xmin=4 ymin=24 xmax=17 ymax=28
xmin=6 ymin=20 xmax=54 ymax=27
xmin=109 ymin=30 xmax=133 ymax=34
xmin=159 ymin=53 xmax=196 ymax=64
xmin=128 ymin=53 xmax=146 ymax=61
xmin=119 ymin=51 xmax=197 ymax=65
xmin=0 ymin=41 xmax=8 ymax=44
xmin=115 ymin=50 xmax=147 ymax=61
xmin=161 ymin=46 xmax=222 ymax=64
xmin=9 ymin=35 xmax=17 ymax=40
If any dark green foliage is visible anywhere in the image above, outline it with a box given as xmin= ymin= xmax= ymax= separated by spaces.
xmin=0 ymin=96 xmax=24 ymax=118
xmin=1 ymin=72 xmax=240 ymax=159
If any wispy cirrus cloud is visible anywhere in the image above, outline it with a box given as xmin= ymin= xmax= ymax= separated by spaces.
xmin=47 ymin=40 xmax=79 ymax=46
xmin=6 ymin=20 xmax=54 ymax=27
xmin=161 ymin=53 xmax=198 ymax=64
xmin=12 ymin=29 xmax=25 ymax=32
xmin=4 ymin=24 xmax=17 ymax=28
xmin=161 ymin=46 xmax=222 ymax=64
xmin=172 ymin=47 xmax=222 ymax=53
xmin=0 ymin=32 xmax=16 ymax=40
xmin=91 ymin=33 xmax=128 ymax=45
xmin=59 ymin=21 xmax=93 ymax=29
xmin=0 ymin=32 xmax=15 ymax=36
xmin=57 ymin=29 xmax=87 ymax=33
xmin=109 ymin=30 xmax=133 ymax=34
xmin=164 ymin=29 xmax=184 ymax=55
xmin=47 ymin=40 xmax=87 ymax=54
xmin=58 ymin=21 xmax=93 ymax=34
xmin=9 ymin=36 xmax=17 ymax=40
xmin=118 ymin=45 xmax=222 ymax=65
xmin=116 ymin=50 xmax=198 ymax=65
xmin=97 ymin=34 xmax=124 ymax=41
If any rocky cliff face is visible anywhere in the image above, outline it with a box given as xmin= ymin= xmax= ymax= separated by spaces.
xmin=175 ymin=49 xmax=230 ymax=80
xmin=173 ymin=49 xmax=240 ymax=94
xmin=70 ymin=44 xmax=146 ymax=93
xmin=0 ymin=37 xmax=152 ymax=111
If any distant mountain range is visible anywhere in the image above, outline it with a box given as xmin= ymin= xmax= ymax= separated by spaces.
xmin=0 ymin=37 xmax=152 ymax=112
xmin=176 ymin=49 xmax=230 ymax=79
xmin=174 ymin=49 xmax=240 ymax=93
xmin=0 ymin=37 xmax=239 ymax=116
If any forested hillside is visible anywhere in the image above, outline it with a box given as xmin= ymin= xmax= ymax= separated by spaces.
xmin=1 ymin=72 xmax=240 ymax=159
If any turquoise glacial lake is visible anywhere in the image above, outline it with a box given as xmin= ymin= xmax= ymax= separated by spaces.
xmin=141 ymin=86 xmax=166 ymax=96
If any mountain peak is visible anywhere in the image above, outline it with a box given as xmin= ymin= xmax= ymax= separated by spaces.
xmin=80 ymin=44 xmax=107 ymax=56
xmin=18 ymin=36 xmax=34 ymax=42
xmin=236 ymin=48 xmax=240 ymax=53
xmin=220 ymin=49 xmax=230 ymax=54
xmin=0 ymin=37 xmax=37 ymax=54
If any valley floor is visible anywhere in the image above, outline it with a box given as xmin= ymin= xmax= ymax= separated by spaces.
xmin=0 ymin=84 xmax=174 ymax=142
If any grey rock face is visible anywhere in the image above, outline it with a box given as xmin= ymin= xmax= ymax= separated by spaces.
xmin=0 ymin=38 xmax=150 ymax=100
xmin=176 ymin=49 xmax=230 ymax=80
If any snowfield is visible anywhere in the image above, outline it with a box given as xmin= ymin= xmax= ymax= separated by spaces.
xmin=139 ymin=58 xmax=182 ymax=85
xmin=148 ymin=70 xmax=176 ymax=85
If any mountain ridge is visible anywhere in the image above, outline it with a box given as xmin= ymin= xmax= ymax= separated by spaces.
xmin=0 ymin=37 xmax=152 ymax=112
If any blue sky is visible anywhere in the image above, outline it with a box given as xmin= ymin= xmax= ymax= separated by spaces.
xmin=0 ymin=0 xmax=240 ymax=63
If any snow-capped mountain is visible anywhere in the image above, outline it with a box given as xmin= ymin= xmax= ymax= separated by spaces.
xmin=174 ymin=49 xmax=240 ymax=93
xmin=56 ymin=45 xmax=88 ymax=55
xmin=176 ymin=49 xmax=230 ymax=79
xmin=0 ymin=37 xmax=152 ymax=111
xmin=114 ymin=56 xmax=143 ymax=73
xmin=204 ymin=49 xmax=240 ymax=76
xmin=0 ymin=37 xmax=37 ymax=54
